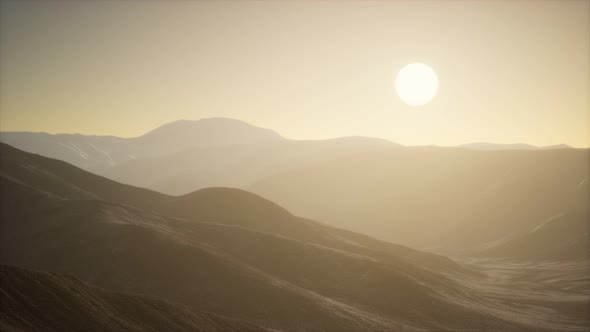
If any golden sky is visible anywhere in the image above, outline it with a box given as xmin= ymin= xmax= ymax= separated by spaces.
xmin=1 ymin=0 xmax=588 ymax=147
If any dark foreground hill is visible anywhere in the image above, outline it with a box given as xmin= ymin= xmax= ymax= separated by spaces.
xmin=1 ymin=143 xmax=588 ymax=331
xmin=0 ymin=157 xmax=480 ymax=331
xmin=0 ymin=265 xmax=270 ymax=332
xmin=0 ymin=142 xmax=459 ymax=273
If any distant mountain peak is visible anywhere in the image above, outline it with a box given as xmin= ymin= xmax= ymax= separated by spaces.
xmin=138 ymin=117 xmax=283 ymax=136
xmin=539 ymin=144 xmax=573 ymax=150
xmin=458 ymin=142 xmax=573 ymax=151
xmin=135 ymin=118 xmax=284 ymax=145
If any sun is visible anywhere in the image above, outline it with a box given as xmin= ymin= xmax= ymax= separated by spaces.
xmin=395 ymin=63 xmax=438 ymax=106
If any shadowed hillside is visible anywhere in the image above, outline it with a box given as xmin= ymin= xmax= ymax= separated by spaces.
xmin=249 ymin=147 xmax=590 ymax=258
xmin=1 ymin=0 xmax=588 ymax=330
xmin=0 ymin=265 xmax=270 ymax=332
xmin=0 ymin=142 xmax=458 ymax=272
xmin=4 ymin=121 xmax=586 ymax=262
xmin=3 ymin=143 xmax=585 ymax=331
xmin=480 ymin=208 xmax=590 ymax=260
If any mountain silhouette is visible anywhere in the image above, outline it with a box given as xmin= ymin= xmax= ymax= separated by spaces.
xmin=0 ymin=118 xmax=284 ymax=173
xmin=133 ymin=118 xmax=283 ymax=147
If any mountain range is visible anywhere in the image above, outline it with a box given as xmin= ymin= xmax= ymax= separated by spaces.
xmin=0 ymin=118 xmax=283 ymax=172
xmin=249 ymin=147 xmax=590 ymax=256
xmin=2 ymin=118 xmax=587 ymax=259
xmin=458 ymin=142 xmax=573 ymax=150
xmin=2 ymin=143 xmax=588 ymax=331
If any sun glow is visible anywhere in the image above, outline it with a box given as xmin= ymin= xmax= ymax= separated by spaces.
xmin=395 ymin=63 xmax=439 ymax=106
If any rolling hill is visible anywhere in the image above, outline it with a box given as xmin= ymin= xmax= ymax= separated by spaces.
xmin=479 ymin=208 xmax=590 ymax=260
xmin=103 ymin=136 xmax=396 ymax=194
xmin=2 ymin=118 xmax=587 ymax=261
xmin=0 ymin=265 xmax=270 ymax=332
xmin=3 ymin=143 xmax=584 ymax=331
xmin=249 ymin=147 xmax=590 ymax=259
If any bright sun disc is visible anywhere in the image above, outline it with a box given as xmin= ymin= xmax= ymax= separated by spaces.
xmin=395 ymin=63 xmax=438 ymax=106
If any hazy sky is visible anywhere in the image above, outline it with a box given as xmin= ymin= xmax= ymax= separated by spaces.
xmin=1 ymin=1 xmax=588 ymax=147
